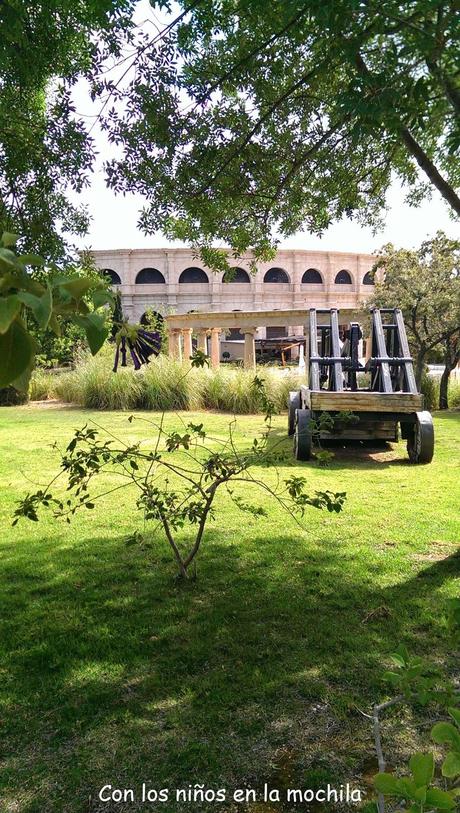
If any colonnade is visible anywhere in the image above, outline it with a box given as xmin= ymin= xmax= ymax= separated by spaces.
xmin=166 ymin=307 xmax=363 ymax=371
xmin=168 ymin=326 xmax=258 ymax=369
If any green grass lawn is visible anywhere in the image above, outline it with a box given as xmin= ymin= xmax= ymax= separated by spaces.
xmin=0 ymin=405 xmax=459 ymax=813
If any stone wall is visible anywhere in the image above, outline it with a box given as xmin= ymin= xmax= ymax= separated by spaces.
xmin=92 ymin=247 xmax=377 ymax=339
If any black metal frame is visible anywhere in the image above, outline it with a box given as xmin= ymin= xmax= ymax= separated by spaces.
xmin=308 ymin=307 xmax=418 ymax=395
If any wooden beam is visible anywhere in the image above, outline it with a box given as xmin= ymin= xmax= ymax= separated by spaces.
xmin=330 ymin=309 xmax=343 ymax=392
xmin=309 ymin=309 xmax=320 ymax=391
xmin=371 ymin=310 xmax=393 ymax=393
xmin=310 ymin=391 xmax=423 ymax=413
xmin=394 ymin=309 xmax=418 ymax=394
xmin=166 ymin=307 xmax=360 ymax=331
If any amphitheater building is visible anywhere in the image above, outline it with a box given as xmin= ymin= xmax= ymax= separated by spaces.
xmin=92 ymin=247 xmax=377 ymax=362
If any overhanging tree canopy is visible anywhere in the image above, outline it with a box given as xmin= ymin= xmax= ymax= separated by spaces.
xmin=0 ymin=0 xmax=136 ymax=260
xmin=98 ymin=0 xmax=460 ymax=263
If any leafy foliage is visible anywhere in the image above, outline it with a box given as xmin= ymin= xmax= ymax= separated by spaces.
xmin=0 ymin=234 xmax=114 ymax=390
xmin=0 ymin=0 xmax=136 ymax=259
xmin=370 ymin=232 xmax=460 ymax=405
xmin=373 ymin=636 xmax=460 ymax=813
xmin=89 ymin=1 xmax=460 ymax=265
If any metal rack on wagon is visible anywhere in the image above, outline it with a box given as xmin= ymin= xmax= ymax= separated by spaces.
xmin=288 ymin=307 xmax=434 ymax=463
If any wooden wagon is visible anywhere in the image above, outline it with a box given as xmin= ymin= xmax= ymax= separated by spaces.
xmin=288 ymin=307 xmax=434 ymax=463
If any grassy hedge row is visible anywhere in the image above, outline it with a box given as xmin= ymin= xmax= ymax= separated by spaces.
xmin=27 ymin=351 xmax=460 ymax=412
xmin=29 ymin=351 xmax=302 ymax=413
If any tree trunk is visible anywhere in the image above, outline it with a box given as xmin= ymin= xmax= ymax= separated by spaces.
xmin=439 ymin=335 xmax=460 ymax=410
xmin=415 ymin=352 xmax=426 ymax=389
xmin=439 ymin=365 xmax=452 ymax=410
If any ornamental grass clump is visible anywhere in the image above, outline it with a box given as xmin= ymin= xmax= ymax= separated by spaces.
xmin=33 ymin=349 xmax=303 ymax=414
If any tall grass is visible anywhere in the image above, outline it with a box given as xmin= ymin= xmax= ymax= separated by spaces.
xmin=29 ymin=370 xmax=58 ymax=401
xmin=35 ymin=349 xmax=301 ymax=413
xmin=28 ymin=352 xmax=460 ymax=413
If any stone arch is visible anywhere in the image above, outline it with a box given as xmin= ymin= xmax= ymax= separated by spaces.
xmin=140 ymin=310 xmax=164 ymax=328
xmin=335 ymin=269 xmax=353 ymax=285
xmin=222 ymin=267 xmax=250 ymax=283
xmin=362 ymin=271 xmax=375 ymax=285
xmin=179 ymin=267 xmax=209 ymax=283
xmin=302 ymin=268 xmax=323 ymax=284
xmin=135 ymin=267 xmax=166 ymax=284
xmin=263 ymin=267 xmax=290 ymax=283
xmin=102 ymin=268 xmax=121 ymax=285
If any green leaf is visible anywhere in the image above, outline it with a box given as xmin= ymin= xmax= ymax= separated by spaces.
xmin=17 ymin=253 xmax=45 ymax=266
xmin=1 ymin=232 xmax=18 ymax=247
xmin=441 ymin=751 xmax=460 ymax=779
xmin=0 ymin=247 xmax=20 ymax=272
xmin=10 ymin=346 xmax=36 ymax=393
xmin=432 ymin=722 xmax=460 ymax=750
xmin=18 ymin=286 xmax=53 ymax=330
xmin=424 ymin=788 xmax=456 ymax=809
xmin=414 ymin=786 xmax=427 ymax=803
xmin=393 ymin=644 xmax=410 ymax=665
xmin=91 ymin=288 xmax=114 ymax=309
xmin=397 ymin=777 xmax=417 ymax=800
xmin=409 ymin=752 xmax=434 ymax=788
xmin=73 ymin=312 xmax=108 ymax=355
xmin=0 ymin=319 xmax=35 ymax=389
xmin=374 ymin=773 xmax=401 ymax=795
xmin=448 ymin=708 xmax=460 ymax=728
xmin=0 ymin=295 xmax=21 ymax=333
xmin=59 ymin=278 xmax=94 ymax=301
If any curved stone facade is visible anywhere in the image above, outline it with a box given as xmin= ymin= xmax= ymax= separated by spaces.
xmin=92 ymin=247 xmax=376 ymax=321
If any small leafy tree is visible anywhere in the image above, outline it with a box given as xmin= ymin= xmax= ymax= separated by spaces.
xmin=370 ymin=233 xmax=460 ymax=407
xmin=13 ymin=364 xmax=346 ymax=579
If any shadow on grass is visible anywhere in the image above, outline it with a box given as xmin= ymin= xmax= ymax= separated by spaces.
xmin=1 ymin=526 xmax=458 ymax=813
xmin=266 ymin=426 xmax=411 ymax=469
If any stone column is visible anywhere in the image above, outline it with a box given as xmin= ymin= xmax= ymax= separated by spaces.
xmin=210 ymin=327 xmax=221 ymax=368
xmin=168 ymin=328 xmax=182 ymax=362
xmin=243 ymin=329 xmax=257 ymax=369
xmin=182 ymin=328 xmax=193 ymax=363
xmin=196 ymin=329 xmax=208 ymax=355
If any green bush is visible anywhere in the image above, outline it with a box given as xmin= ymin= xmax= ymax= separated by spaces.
xmin=449 ymin=381 xmax=460 ymax=408
xmin=33 ymin=348 xmax=302 ymax=413
xmin=421 ymin=371 xmax=439 ymax=411
xmin=29 ymin=370 xmax=58 ymax=401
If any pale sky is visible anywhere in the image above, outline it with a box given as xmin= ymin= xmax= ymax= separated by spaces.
xmin=71 ymin=1 xmax=459 ymax=256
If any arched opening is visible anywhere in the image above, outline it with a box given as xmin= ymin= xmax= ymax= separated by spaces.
xmin=362 ymin=271 xmax=374 ymax=285
xmin=302 ymin=268 xmax=323 ymax=284
xmin=264 ymin=267 xmax=290 ymax=283
xmin=135 ymin=267 xmax=165 ymax=284
xmin=179 ymin=267 xmax=209 ymax=283
xmin=140 ymin=310 xmax=164 ymax=328
xmin=335 ymin=269 xmax=352 ymax=285
xmin=223 ymin=267 xmax=250 ymax=283
xmin=102 ymin=268 xmax=121 ymax=285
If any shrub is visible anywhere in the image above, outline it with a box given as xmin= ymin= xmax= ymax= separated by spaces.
xmin=32 ymin=349 xmax=302 ymax=413
xmin=449 ymin=381 xmax=460 ymax=408
xmin=420 ymin=371 xmax=439 ymax=411
xmin=29 ymin=370 xmax=58 ymax=401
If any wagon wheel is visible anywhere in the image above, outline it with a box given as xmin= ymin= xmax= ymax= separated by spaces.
xmin=288 ymin=391 xmax=301 ymax=436
xmin=407 ymin=411 xmax=434 ymax=464
xmin=294 ymin=408 xmax=313 ymax=461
